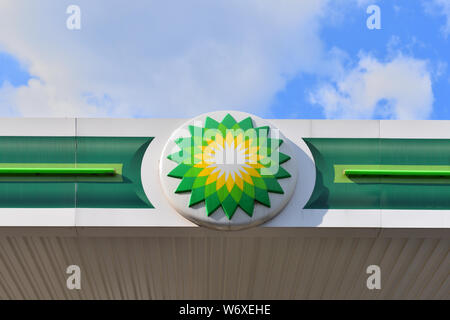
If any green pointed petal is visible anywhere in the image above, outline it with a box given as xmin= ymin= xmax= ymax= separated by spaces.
xmin=238 ymin=193 xmax=254 ymax=216
xmin=251 ymin=176 xmax=267 ymax=190
xmin=174 ymin=137 xmax=192 ymax=147
xmin=255 ymin=126 xmax=270 ymax=136
xmin=267 ymin=138 xmax=283 ymax=152
xmin=230 ymin=185 xmax=243 ymax=203
xmin=275 ymin=166 xmax=291 ymax=179
xmin=188 ymin=125 xmax=204 ymax=138
xmin=263 ymin=177 xmax=284 ymax=194
xmin=167 ymin=151 xmax=184 ymax=163
xmin=279 ymin=152 xmax=291 ymax=164
xmin=181 ymin=154 xmax=195 ymax=165
xmin=238 ymin=117 xmax=254 ymax=131
xmin=254 ymin=187 xmax=271 ymax=207
xmin=243 ymin=181 xmax=255 ymax=198
xmin=189 ymin=186 xmax=205 ymax=206
xmin=205 ymin=116 xmax=220 ymax=129
xmin=193 ymin=175 xmax=208 ymax=188
xmin=192 ymin=136 xmax=204 ymax=147
xmin=221 ymin=114 xmax=238 ymax=128
xmin=175 ymin=177 xmax=196 ymax=193
xmin=256 ymin=138 xmax=268 ymax=152
xmin=177 ymin=146 xmax=199 ymax=165
xmin=217 ymin=123 xmax=228 ymax=136
xmin=168 ymin=146 xmax=195 ymax=164
xmin=217 ymin=185 xmax=229 ymax=202
xmin=205 ymin=193 xmax=221 ymax=216
xmin=168 ymin=164 xmax=192 ymax=178
xmin=221 ymin=196 xmax=238 ymax=219
xmin=259 ymin=165 xmax=276 ymax=176
xmin=205 ymin=182 xmax=217 ymax=197
xmin=183 ymin=166 xmax=203 ymax=177
xmin=232 ymin=123 xmax=241 ymax=130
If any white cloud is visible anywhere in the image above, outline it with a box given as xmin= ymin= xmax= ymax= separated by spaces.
xmin=309 ymin=54 xmax=434 ymax=119
xmin=424 ymin=0 xmax=450 ymax=37
xmin=0 ymin=0 xmax=333 ymax=117
xmin=0 ymin=82 xmax=18 ymax=116
xmin=356 ymin=0 xmax=377 ymax=7
xmin=0 ymin=1 xmax=435 ymax=120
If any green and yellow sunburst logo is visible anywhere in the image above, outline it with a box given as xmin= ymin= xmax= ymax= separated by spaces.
xmin=167 ymin=114 xmax=291 ymax=219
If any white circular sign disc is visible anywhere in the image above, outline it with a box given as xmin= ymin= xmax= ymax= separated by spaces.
xmin=159 ymin=111 xmax=299 ymax=230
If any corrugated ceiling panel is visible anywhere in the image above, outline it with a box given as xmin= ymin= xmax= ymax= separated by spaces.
xmin=0 ymin=235 xmax=447 ymax=300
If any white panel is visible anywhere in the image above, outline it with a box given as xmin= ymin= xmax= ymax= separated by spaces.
xmin=0 ymin=118 xmax=445 ymax=231
xmin=270 ymin=119 xmax=312 ymax=138
xmin=289 ymin=209 xmax=381 ymax=228
xmin=76 ymin=118 xmax=185 ymax=136
xmin=380 ymin=120 xmax=450 ymax=139
xmin=75 ymin=208 xmax=195 ymax=227
xmin=0 ymin=209 xmax=75 ymax=227
xmin=0 ymin=118 xmax=75 ymax=136
xmin=381 ymin=210 xmax=450 ymax=228
xmin=311 ymin=120 xmax=380 ymax=138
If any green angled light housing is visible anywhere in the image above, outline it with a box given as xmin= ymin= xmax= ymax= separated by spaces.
xmin=344 ymin=169 xmax=450 ymax=177
xmin=0 ymin=167 xmax=116 ymax=175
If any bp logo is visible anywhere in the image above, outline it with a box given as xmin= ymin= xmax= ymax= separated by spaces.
xmin=159 ymin=111 xmax=298 ymax=230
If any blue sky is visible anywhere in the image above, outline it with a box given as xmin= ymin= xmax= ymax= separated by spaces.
xmin=0 ymin=0 xmax=449 ymax=119
xmin=271 ymin=1 xmax=450 ymax=119
xmin=0 ymin=52 xmax=30 ymax=87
